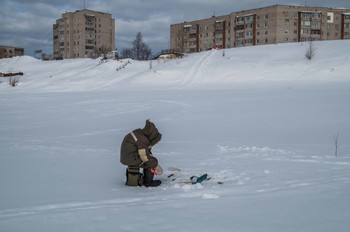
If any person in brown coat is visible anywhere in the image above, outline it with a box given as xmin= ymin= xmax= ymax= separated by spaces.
xmin=120 ymin=120 xmax=163 ymax=187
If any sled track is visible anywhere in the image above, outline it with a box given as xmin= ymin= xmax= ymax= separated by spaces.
xmin=181 ymin=50 xmax=216 ymax=88
xmin=0 ymin=198 xmax=142 ymax=220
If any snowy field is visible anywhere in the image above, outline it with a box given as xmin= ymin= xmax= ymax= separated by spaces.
xmin=1 ymin=41 xmax=350 ymax=231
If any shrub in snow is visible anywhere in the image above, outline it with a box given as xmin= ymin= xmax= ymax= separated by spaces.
xmin=9 ymin=77 xmax=20 ymax=87
xmin=305 ymin=41 xmax=317 ymax=61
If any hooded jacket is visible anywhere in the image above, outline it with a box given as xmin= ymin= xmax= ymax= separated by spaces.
xmin=120 ymin=120 xmax=162 ymax=167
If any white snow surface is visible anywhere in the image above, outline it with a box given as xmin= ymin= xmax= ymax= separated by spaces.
xmin=1 ymin=41 xmax=350 ymax=231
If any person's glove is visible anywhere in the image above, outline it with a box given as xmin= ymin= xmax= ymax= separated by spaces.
xmin=151 ymin=165 xmax=163 ymax=175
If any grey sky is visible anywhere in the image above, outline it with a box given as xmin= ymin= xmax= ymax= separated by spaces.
xmin=1 ymin=0 xmax=350 ymax=56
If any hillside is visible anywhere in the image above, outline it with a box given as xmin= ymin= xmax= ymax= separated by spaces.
xmin=1 ymin=40 xmax=349 ymax=91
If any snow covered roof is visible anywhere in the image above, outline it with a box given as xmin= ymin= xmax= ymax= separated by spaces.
xmin=235 ymin=13 xmax=255 ymax=18
xmin=299 ymin=11 xmax=322 ymax=13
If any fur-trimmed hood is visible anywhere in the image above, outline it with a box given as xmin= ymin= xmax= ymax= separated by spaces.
xmin=141 ymin=120 xmax=162 ymax=146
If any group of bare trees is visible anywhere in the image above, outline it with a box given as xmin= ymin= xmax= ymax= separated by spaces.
xmin=121 ymin=32 xmax=152 ymax=60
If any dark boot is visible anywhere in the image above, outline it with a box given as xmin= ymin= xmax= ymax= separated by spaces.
xmin=143 ymin=168 xmax=161 ymax=187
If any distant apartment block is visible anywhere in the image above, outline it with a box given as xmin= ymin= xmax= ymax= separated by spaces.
xmin=53 ymin=9 xmax=115 ymax=59
xmin=0 ymin=45 xmax=24 ymax=59
xmin=170 ymin=5 xmax=350 ymax=53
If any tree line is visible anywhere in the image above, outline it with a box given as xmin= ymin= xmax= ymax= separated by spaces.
xmin=120 ymin=32 xmax=152 ymax=60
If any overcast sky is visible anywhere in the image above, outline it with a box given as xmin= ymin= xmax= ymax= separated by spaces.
xmin=1 ymin=0 xmax=350 ymax=56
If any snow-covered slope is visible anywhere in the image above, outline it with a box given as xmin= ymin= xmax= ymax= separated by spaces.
xmin=0 ymin=41 xmax=350 ymax=232
xmin=1 ymin=40 xmax=349 ymax=92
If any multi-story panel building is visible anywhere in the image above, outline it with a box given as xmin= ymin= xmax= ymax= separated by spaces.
xmin=170 ymin=5 xmax=350 ymax=53
xmin=0 ymin=45 xmax=24 ymax=59
xmin=172 ymin=15 xmax=231 ymax=53
xmin=342 ymin=13 xmax=350 ymax=39
xmin=53 ymin=9 xmax=115 ymax=59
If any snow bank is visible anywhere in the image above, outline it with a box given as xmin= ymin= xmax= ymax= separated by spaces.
xmin=0 ymin=40 xmax=349 ymax=92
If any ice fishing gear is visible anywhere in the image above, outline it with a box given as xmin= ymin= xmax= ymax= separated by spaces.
xmin=168 ymin=167 xmax=181 ymax=172
xmin=167 ymin=167 xmax=181 ymax=181
xmin=167 ymin=167 xmax=223 ymax=184
xmin=176 ymin=173 xmax=210 ymax=184
xmin=190 ymin=173 xmax=210 ymax=184
xmin=125 ymin=167 xmax=144 ymax=186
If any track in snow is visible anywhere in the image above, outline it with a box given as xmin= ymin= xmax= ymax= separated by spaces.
xmin=181 ymin=50 xmax=217 ymax=88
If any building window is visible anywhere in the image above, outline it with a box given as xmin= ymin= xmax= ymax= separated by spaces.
xmin=311 ymin=30 xmax=320 ymax=35
xmin=302 ymin=29 xmax=309 ymax=34
xmin=301 ymin=12 xmax=321 ymax=19
xmin=302 ymin=21 xmax=311 ymax=26
xmin=311 ymin=21 xmax=320 ymax=27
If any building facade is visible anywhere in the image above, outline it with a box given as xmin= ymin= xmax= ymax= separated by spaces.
xmin=170 ymin=5 xmax=350 ymax=53
xmin=53 ymin=9 xmax=115 ymax=59
xmin=0 ymin=45 xmax=24 ymax=59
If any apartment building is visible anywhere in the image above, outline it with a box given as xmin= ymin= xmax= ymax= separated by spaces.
xmin=170 ymin=5 xmax=350 ymax=53
xmin=0 ymin=45 xmax=24 ymax=59
xmin=53 ymin=9 xmax=115 ymax=59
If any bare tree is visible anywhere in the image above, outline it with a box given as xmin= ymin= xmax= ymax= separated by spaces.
xmin=132 ymin=32 xmax=152 ymax=60
xmin=121 ymin=48 xmax=133 ymax=59
xmin=9 ymin=77 xmax=20 ymax=87
xmin=141 ymin=43 xmax=152 ymax=60
xmin=333 ymin=133 xmax=340 ymax=157
xmin=305 ymin=40 xmax=316 ymax=61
